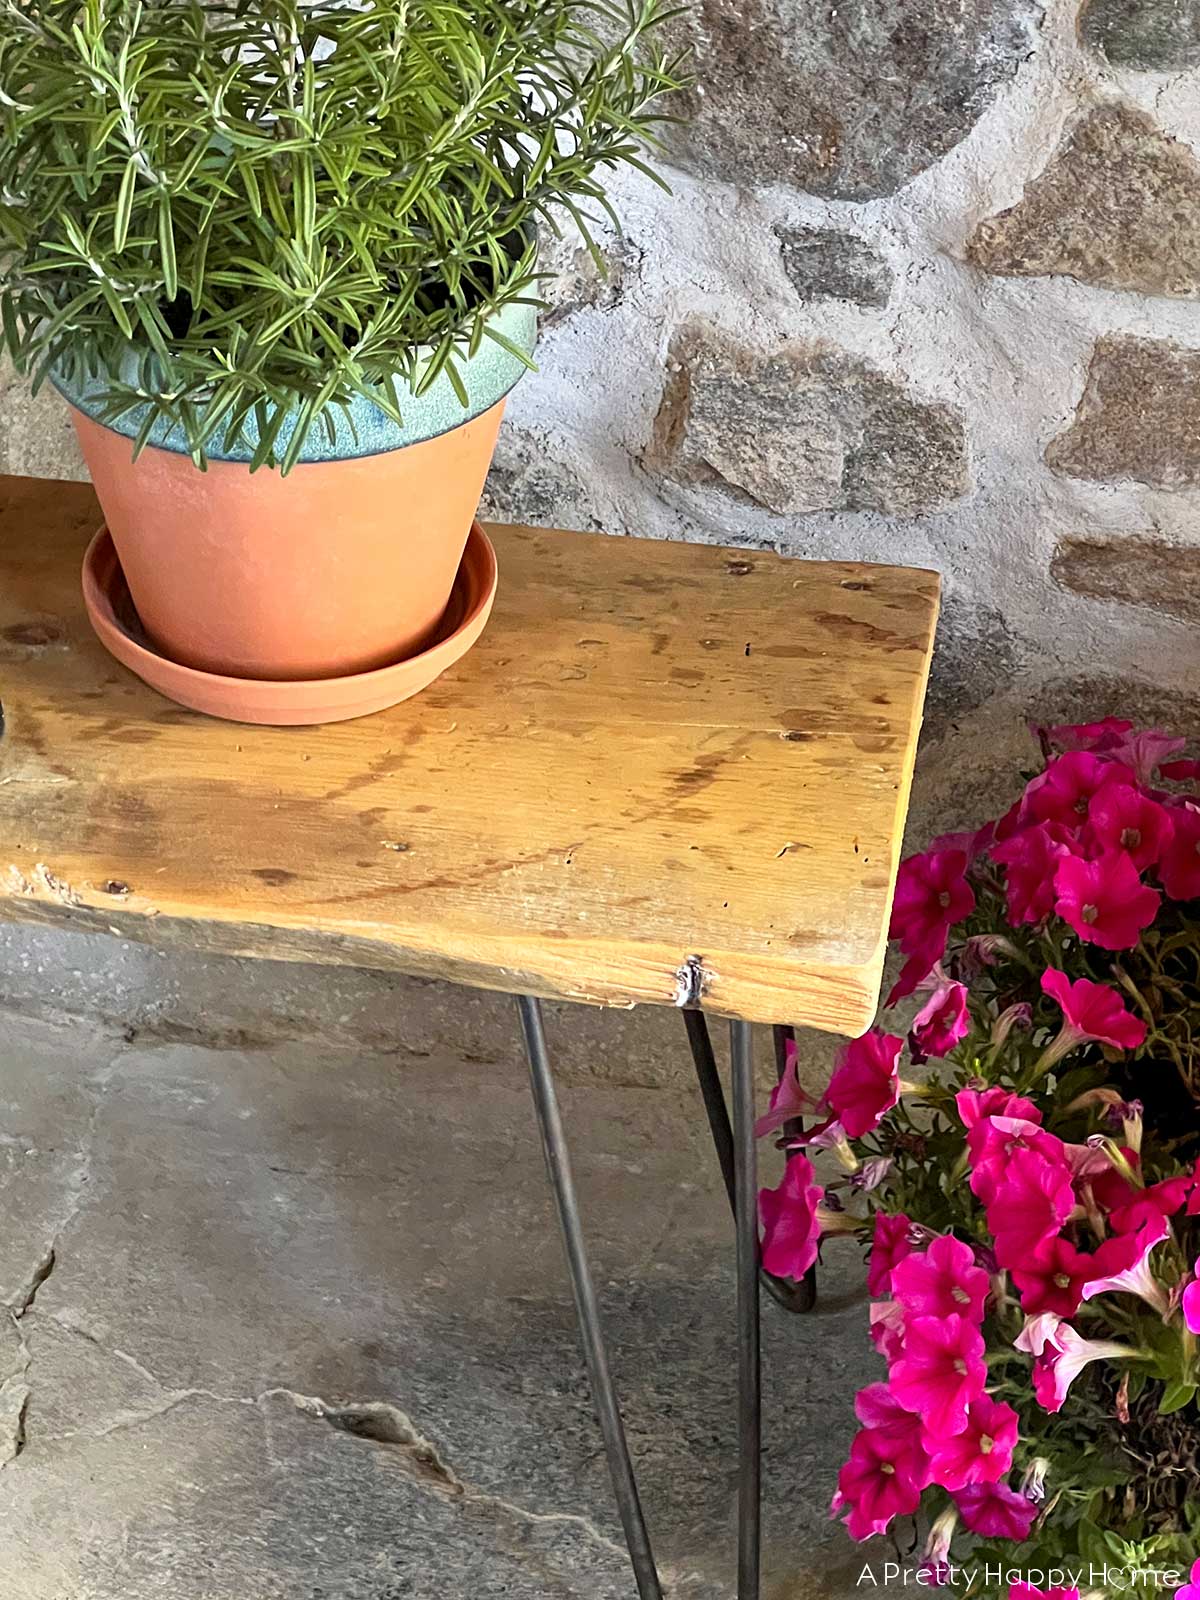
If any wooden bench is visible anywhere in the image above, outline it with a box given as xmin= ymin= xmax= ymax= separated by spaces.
xmin=0 ymin=473 xmax=939 ymax=1599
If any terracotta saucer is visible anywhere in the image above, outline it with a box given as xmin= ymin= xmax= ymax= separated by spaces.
xmin=82 ymin=522 xmax=498 ymax=726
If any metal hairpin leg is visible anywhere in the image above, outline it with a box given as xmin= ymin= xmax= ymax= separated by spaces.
xmin=515 ymin=995 xmax=663 ymax=1600
xmin=682 ymin=1011 xmax=816 ymax=1314
xmin=730 ymin=1020 xmax=761 ymax=1600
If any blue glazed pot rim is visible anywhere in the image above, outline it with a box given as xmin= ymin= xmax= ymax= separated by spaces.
xmin=52 ymin=298 xmax=538 ymax=465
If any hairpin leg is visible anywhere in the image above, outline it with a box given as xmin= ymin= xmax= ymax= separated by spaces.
xmin=730 ymin=1019 xmax=761 ymax=1600
xmin=515 ymin=995 xmax=663 ymax=1600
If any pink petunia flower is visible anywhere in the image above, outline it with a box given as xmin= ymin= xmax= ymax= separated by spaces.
xmin=1039 ymin=968 xmax=1147 ymax=1063
xmin=925 ymin=1393 xmax=1018 ymax=1491
xmin=1159 ymin=802 xmax=1200 ymax=901
xmin=826 ymin=1031 xmax=903 ymax=1139
xmin=1110 ymin=1173 xmax=1192 ymax=1234
xmin=758 ymin=1154 xmax=824 ymax=1282
xmin=986 ymin=1146 xmax=1076 ymax=1268
xmin=1080 ymin=1222 xmax=1170 ymax=1315
xmin=889 ymin=849 xmax=975 ymax=960
xmin=1011 ymin=1234 xmax=1100 ymax=1318
xmin=868 ymin=1212 xmax=914 ymax=1298
xmin=930 ymin=823 xmax=996 ymax=860
xmin=886 ymin=949 xmax=941 ymax=1008
xmin=955 ymin=1085 xmax=1042 ymax=1130
xmin=991 ymin=823 xmax=1077 ymax=925
xmin=869 ymin=1300 xmax=906 ymax=1364
xmin=1054 ymin=851 xmax=1160 ymax=951
xmin=1036 ymin=716 xmax=1132 ymax=754
xmin=889 ymin=1314 xmax=987 ymax=1438
xmin=1023 ymin=750 xmax=1132 ymax=828
xmin=1015 ymin=1316 xmax=1141 ymax=1413
xmin=1183 ymin=1267 xmax=1200 ymax=1335
xmin=1110 ymin=728 xmax=1187 ymax=783
xmin=910 ymin=981 xmax=969 ymax=1062
xmin=968 ymin=1117 xmax=1066 ymax=1209
xmin=892 ymin=1234 xmax=990 ymax=1323
xmin=954 ymin=1479 xmax=1037 ymax=1542
xmin=1087 ymin=783 xmax=1173 ymax=871
xmin=1174 ymin=1562 xmax=1200 ymax=1600
xmin=754 ymin=1038 xmax=817 ymax=1140
xmin=830 ymin=1425 xmax=930 ymax=1541
xmin=854 ymin=1382 xmax=931 ymax=1480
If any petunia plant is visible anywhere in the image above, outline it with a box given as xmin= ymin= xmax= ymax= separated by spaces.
xmin=759 ymin=719 xmax=1200 ymax=1591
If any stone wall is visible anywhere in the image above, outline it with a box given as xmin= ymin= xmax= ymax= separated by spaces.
xmin=4 ymin=0 xmax=1200 ymax=834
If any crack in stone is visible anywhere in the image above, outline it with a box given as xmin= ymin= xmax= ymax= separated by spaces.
xmin=281 ymin=1391 xmax=650 ymax=1574
xmin=8 ymin=1245 xmax=55 ymax=1321
xmin=0 ymin=1061 xmax=123 ymax=1465
xmin=293 ymin=1396 xmax=465 ymax=1495
xmin=12 ymin=1317 xmax=701 ymax=1589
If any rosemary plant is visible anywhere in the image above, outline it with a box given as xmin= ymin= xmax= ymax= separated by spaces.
xmin=0 ymin=0 xmax=686 ymax=468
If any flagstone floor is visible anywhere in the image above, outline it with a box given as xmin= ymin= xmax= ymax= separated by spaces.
xmin=0 ymin=942 xmax=876 ymax=1600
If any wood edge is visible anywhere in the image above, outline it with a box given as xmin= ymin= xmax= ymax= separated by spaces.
xmin=0 ymin=888 xmax=891 ymax=1032
xmin=480 ymin=519 xmax=946 ymax=588
xmin=849 ymin=569 xmax=942 ymax=1031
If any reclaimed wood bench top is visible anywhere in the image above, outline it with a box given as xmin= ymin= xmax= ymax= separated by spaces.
xmin=0 ymin=473 xmax=939 ymax=1031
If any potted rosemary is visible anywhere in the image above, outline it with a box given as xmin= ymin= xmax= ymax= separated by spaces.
xmin=0 ymin=0 xmax=684 ymax=720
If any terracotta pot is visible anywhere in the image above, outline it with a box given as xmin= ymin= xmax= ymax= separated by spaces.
xmin=57 ymin=300 xmax=536 ymax=683
xmin=72 ymin=402 xmax=504 ymax=679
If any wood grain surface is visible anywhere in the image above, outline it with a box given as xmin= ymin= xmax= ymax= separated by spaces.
xmin=0 ymin=474 xmax=939 ymax=1031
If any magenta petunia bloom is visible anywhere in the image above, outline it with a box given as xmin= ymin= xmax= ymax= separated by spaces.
xmin=1110 ymin=728 xmax=1187 ymax=783
xmin=1023 ymin=750 xmax=1132 ymax=828
xmin=754 ymin=1037 xmax=817 ymax=1140
xmin=924 ymin=1393 xmax=1018 ymax=1490
xmin=955 ymin=1085 xmax=1042 ymax=1129
xmin=1015 ymin=1316 xmax=1139 ymax=1414
xmin=1053 ymin=851 xmax=1160 ymax=951
xmin=854 ymin=1382 xmax=931 ymax=1481
xmin=885 ymin=951 xmax=936 ymax=1007
xmin=967 ymin=1116 xmax=1065 ymax=1208
xmin=1110 ymin=1172 xmax=1191 ymax=1234
xmin=1159 ymin=802 xmax=1200 ymax=901
xmin=868 ymin=1212 xmax=914 ymax=1297
xmin=1011 ymin=1234 xmax=1098 ymax=1318
xmin=830 ymin=1424 xmax=929 ymax=1541
xmin=869 ymin=1300 xmax=907 ymax=1364
xmin=758 ymin=1154 xmax=823 ymax=1282
xmin=1039 ymin=967 xmax=1147 ymax=1053
xmin=826 ymin=1030 xmax=903 ymax=1139
xmin=888 ymin=849 xmax=975 ymax=958
xmin=892 ymin=1234 xmax=990 ymax=1323
xmin=1184 ymin=1270 xmax=1200 ymax=1335
xmin=986 ymin=1146 xmax=1076 ymax=1268
xmin=929 ymin=822 xmax=996 ymax=859
xmin=1174 ymin=1562 xmax=1200 ymax=1600
xmin=1010 ymin=1586 xmax=1080 ymax=1600
xmin=1087 ymin=783 xmax=1173 ymax=871
xmin=954 ymin=1479 xmax=1037 ymax=1542
xmin=1080 ymin=1220 xmax=1169 ymax=1314
xmin=1161 ymin=758 xmax=1200 ymax=781
xmin=991 ymin=823 xmax=1077 ymax=925
xmin=910 ymin=981 xmax=969 ymax=1061
xmin=1037 ymin=716 xmax=1132 ymax=754
xmin=889 ymin=1313 xmax=987 ymax=1438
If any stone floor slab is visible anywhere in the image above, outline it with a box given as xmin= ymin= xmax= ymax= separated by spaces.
xmin=0 ymin=1009 xmax=873 ymax=1598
